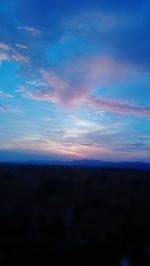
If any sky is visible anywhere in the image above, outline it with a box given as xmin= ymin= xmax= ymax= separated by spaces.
xmin=0 ymin=0 xmax=150 ymax=162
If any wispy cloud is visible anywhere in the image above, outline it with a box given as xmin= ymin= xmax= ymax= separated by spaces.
xmin=0 ymin=42 xmax=10 ymax=63
xmin=87 ymin=95 xmax=150 ymax=116
xmin=0 ymin=41 xmax=29 ymax=64
xmin=0 ymin=133 xmax=111 ymax=160
xmin=0 ymin=104 xmax=9 ymax=111
xmin=42 ymin=118 xmax=52 ymax=122
xmin=0 ymin=104 xmax=21 ymax=113
xmin=18 ymin=85 xmax=58 ymax=103
xmin=0 ymin=90 xmax=13 ymax=98
xmin=0 ymin=42 xmax=10 ymax=51
xmin=15 ymin=43 xmax=28 ymax=49
xmin=18 ymin=26 xmax=43 ymax=36
xmin=11 ymin=52 xmax=29 ymax=63
xmin=1 ymin=132 xmax=149 ymax=162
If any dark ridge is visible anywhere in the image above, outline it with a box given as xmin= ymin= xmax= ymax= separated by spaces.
xmin=2 ymin=159 xmax=149 ymax=170
xmin=0 ymin=163 xmax=150 ymax=265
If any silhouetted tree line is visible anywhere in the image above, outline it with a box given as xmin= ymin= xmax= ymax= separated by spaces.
xmin=0 ymin=163 xmax=150 ymax=265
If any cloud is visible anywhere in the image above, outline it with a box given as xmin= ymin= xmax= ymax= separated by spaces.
xmin=0 ymin=104 xmax=9 ymax=111
xmin=0 ymin=104 xmax=21 ymax=113
xmin=18 ymin=85 xmax=58 ymax=103
xmin=0 ymin=52 xmax=8 ymax=62
xmin=42 ymin=118 xmax=52 ymax=122
xmin=1 ymin=2 xmax=149 ymax=88
xmin=0 ymin=132 xmax=111 ymax=160
xmin=41 ymin=69 xmax=90 ymax=106
xmin=0 ymin=42 xmax=10 ymax=63
xmin=11 ymin=52 xmax=29 ymax=63
xmin=87 ymin=95 xmax=150 ymax=116
xmin=0 ymin=0 xmax=150 ymax=163
xmin=18 ymin=26 xmax=43 ymax=36
xmin=1 ymin=0 xmax=150 ymax=68
xmin=0 ymin=41 xmax=29 ymax=64
xmin=0 ymin=90 xmax=13 ymax=98
xmin=2 ymin=131 xmax=149 ymax=162
xmin=15 ymin=43 xmax=28 ymax=49
xmin=0 ymin=42 xmax=10 ymax=51
xmin=18 ymin=55 xmax=142 ymax=108
xmin=122 ymin=142 xmax=150 ymax=152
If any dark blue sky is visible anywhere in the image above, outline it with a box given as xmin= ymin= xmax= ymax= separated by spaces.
xmin=0 ymin=0 xmax=150 ymax=162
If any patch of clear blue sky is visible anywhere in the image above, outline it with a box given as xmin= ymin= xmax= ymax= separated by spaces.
xmin=0 ymin=61 xmax=21 ymax=91
xmin=47 ymin=36 xmax=90 ymax=65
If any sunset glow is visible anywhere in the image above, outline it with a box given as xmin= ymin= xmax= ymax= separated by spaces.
xmin=0 ymin=0 xmax=150 ymax=162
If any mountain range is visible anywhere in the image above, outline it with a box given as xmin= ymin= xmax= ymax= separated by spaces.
xmin=22 ymin=159 xmax=150 ymax=169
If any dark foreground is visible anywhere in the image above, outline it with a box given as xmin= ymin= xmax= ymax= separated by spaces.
xmin=0 ymin=163 xmax=150 ymax=265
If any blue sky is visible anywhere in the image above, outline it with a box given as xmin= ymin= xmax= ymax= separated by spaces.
xmin=0 ymin=0 xmax=150 ymax=162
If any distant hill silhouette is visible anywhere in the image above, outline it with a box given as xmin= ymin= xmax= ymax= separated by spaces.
xmin=16 ymin=159 xmax=150 ymax=169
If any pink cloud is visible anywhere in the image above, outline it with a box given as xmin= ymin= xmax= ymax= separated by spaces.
xmin=41 ymin=70 xmax=90 ymax=106
xmin=39 ymin=57 xmax=137 ymax=106
xmin=87 ymin=95 xmax=150 ymax=116
xmin=18 ymin=56 xmax=147 ymax=113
